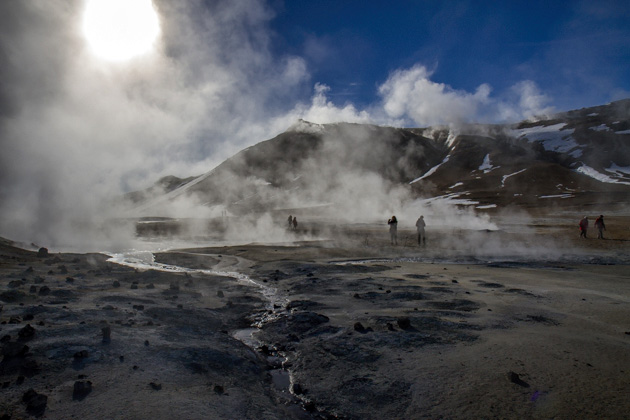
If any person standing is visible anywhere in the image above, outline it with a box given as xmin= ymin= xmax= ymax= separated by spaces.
xmin=415 ymin=215 xmax=426 ymax=245
xmin=579 ymin=216 xmax=589 ymax=238
xmin=287 ymin=215 xmax=293 ymax=229
xmin=594 ymin=215 xmax=606 ymax=239
xmin=292 ymin=216 xmax=298 ymax=230
xmin=388 ymin=216 xmax=398 ymax=245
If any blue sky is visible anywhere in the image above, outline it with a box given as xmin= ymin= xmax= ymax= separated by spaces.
xmin=271 ymin=0 xmax=630 ymax=112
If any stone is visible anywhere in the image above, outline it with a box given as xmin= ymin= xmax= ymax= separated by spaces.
xmin=353 ymin=322 xmax=366 ymax=333
xmin=37 ymin=248 xmax=49 ymax=258
xmin=38 ymin=286 xmax=51 ymax=296
xmin=23 ymin=388 xmax=48 ymax=416
xmin=101 ymin=326 xmax=111 ymax=343
xmin=72 ymin=381 xmax=92 ymax=400
xmin=397 ymin=317 xmax=411 ymax=330
xmin=17 ymin=324 xmax=36 ymax=340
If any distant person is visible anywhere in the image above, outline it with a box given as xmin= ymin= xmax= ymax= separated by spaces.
xmin=292 ymin=217 xmax=298 ymax=230
xmin=287 ymin=215 xmax=293 ymax=229
xmin=388 ymin=216 xmax=398 ymax=245
xmin=579 ymin=216 xmax=589 ymax=238
xmin=594 ymin=215 xmax=606 ymax=239
xmin=415 ymin=215 xmax=426 ymax=245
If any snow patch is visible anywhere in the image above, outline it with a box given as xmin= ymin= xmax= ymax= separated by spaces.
xmin=577 ymin=165 xmax=630 ymax=185
xmin=410 ymin=155 xmax=450 ymax=184
xmin=539 ymin=194 xmax=574 ymax=199
xmin=615 ymin=129 xmax=630 ymax=135
xmin=512 ymin=123 xmax=581 ymax=155
xmin=589 ymin=124 xmax=610 ymax=132
xmin=478 ymin=154 xmax=498 ymax=173
xmin=501 ymin=169 xmax=527 ymax=187
xmin=449 ymin=182 xmax=464 ymax=189
xmin=476 ymin=204 xmax=497 ymax=209
xmin=287 ymin=119 xmax=324 ymax=133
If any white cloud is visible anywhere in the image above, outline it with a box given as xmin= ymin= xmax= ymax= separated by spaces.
xmin=378 ymin=65 xmax=492 ymax=126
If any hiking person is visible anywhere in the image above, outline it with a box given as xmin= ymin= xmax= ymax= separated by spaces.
xmin=287 ymin=215 xmax=293 ymax=229
xmin=292 ymin=216 xmax=298 ymax=230
xmin=579 ymin=216 xmax=588 ymax=238
xmin=388 ymin=216 xmax=398 ymax=245
xmin=415 ymin=215 xmax=426 ymax=245
xmin=594 ymin=215 xmax=606 ymax=239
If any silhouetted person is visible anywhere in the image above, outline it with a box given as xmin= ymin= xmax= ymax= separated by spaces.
xmin=415 ymin=215 xmax=426 ymax=245
xmin=579 ymin=216 xmax=588 ymax=238
xmin=388 ymin=216 xmax=398 ymax=245
xmin=292 ymin=217 xmax=298 ymax=230
xmin=594 ymin=215 xmax=606 ymax=239
xmin=287 ymin=215 xmax=293 ymax=228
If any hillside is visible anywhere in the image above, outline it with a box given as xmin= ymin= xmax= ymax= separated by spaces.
xmin=129 ymin=99 xmax=630 ymax=218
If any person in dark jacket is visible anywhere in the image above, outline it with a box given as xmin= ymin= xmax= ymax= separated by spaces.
xmin=388 ymin=216 xmax=398 ymax=245
xmin=415 ymin=215 xmax=426 ymax=245
xmin=594 ymin=215 xmax=606 ymax=239
xmin=578 ymin=216 xmax=588 ymax=238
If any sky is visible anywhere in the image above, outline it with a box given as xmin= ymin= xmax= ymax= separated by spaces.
xmin=0 ymin=0 xmax=629 ymax=246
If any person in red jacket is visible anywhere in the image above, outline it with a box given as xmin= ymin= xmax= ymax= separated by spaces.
xmin=578 ymin=216 xmax=588 ymax=238
xmin=594 ymin=215 xmax=606 ymax=239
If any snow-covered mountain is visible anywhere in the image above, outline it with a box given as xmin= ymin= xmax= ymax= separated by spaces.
xmin=130 ymin=99 xmax=630 ymax=216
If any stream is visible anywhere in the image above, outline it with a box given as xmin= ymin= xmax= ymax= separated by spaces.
xmin=106 ymin=250 xmax=304 ymax=409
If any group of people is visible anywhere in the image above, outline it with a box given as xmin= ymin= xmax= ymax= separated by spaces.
xmin=579 ymin=215 xmax=606 ymax=239
xmin=287 ymin=215 xmax=298 ymax=230
xmin=387 ymin=215 xmax=426 ymax=246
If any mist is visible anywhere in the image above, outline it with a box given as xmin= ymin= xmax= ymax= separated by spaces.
xmin=0 ymin=0 xmax=575 ymax=251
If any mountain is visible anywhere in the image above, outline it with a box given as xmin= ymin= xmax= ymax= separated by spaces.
xmin=129 ymin=99 xmax=630 ymax=218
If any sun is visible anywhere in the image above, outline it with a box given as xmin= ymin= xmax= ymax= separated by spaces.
xmin=82 ymin=0 xmax=161 ymax=62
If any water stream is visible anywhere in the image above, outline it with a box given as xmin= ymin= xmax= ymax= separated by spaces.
xmin=107 ymin=250 xmax=301 ymax=402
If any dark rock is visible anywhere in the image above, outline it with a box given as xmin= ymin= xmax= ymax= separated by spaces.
xmin=22 ymin=388 xmax=47 ymax=416
xmin=217 ymin=290 xmax=224 ymax=298
xmin=66 ymin=277 xmax=74 ymax=283
xmin=74 ymin=350 xmax=89 ymax=359
xmin=8 ymin=280 xmax=25 ymax=288
xmin=16 ymin=375 xmax=24 ymax=385
xmin=130 ymin=283 xmax=138 ymax=290
xmin=149 ymin=382 xmax=162 ymax=391
xmin=213 ymin=385 xmax=224 ymax=394
xmin=112 ymin=281 xmax=121 ymax=288
xmin=397 ymin=317 xmax=412 ymax=330
xmin=0 ymin=290 xmax=27 ymax=303
xmin=144 ymin=340 xmax=150 ymax=346
xmin=2 ymin=343 xmax=29 ymax=357
xmin=292 ymin=383 xmax=305 ymax=395
xmin=37 ymin=248 xmax=49 ymax=258
xmin=72 ymin=381 xmax=92 ymax=400
xmin=387 ymin=322 xmax=396 ymax=331
xmin=353 ymin=322 xmax=366 ymax=333
xmin=508 ymin=371 xmax=530 ymax=387
xmin=20 ymin=359 xmax=40 ymax=377
xmin=38 ymin=286 xmax=51 ymax=296
xmin=0 ymin=335 xmax=10 ymax=343
xmin=133 ymin=305 xmax=145 ymax=311
xmin=18 ymin=324 xmax=36 ymax=340
xmin=146 ymin=283 xmax=155 ymax=289
xmin=23 ymin=314 xmax=34 ymax=321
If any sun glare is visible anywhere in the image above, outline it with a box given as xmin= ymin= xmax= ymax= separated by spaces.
xmin=82 ymin=0 xmax=160 ymax=62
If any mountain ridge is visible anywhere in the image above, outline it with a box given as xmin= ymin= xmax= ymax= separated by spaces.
xmin=128 ymin=99 xmax=630 ymax=217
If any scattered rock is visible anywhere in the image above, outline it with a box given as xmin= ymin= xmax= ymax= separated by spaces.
xmin=73 ymin=350 xmax=89 ymax=359
xmin=17 ymin=324 xmax=36 ymax=340
xmin=112 ymin=281 xmax=121 ymax=288
xmin=508 ymin=371 xmax=530 ymax=387
xmin=133 ymin=305 xmax=145 ymax=311
xmin=57 ymin=265 xmax=68 ymax=274
xmin=146 ymin=283 xmax=155 ymax=289
xmin=397 ymin=317 xmax=411 ymax=330
xmin=38 ymin=286 xmax=51 ymax=296
xmin=72 ymin=381 xmax=92 ymax=400
xmin=66 ymin=277 xmax=74 ymax=283
xmin=213 ymin=385 xmax=224 ymax=394
xmin=149 ymin=382 xmax=162 ymax=391
xmin=22 ymin=388 xmax=47 ymax=416
xmin=353 ymin=322 xmax=366 ymax=333
xmin=29 ymin=285 xmax=37 ymax=293
xmin=217 ymin=290 xmax=224 ymax=298
xmin=292 ymin=383 xmax=305 ymax=395
xmin=144 ymin=340 xmax=150 ymax=346
xmin=37 ymin=248 xmax=49 ymax=258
